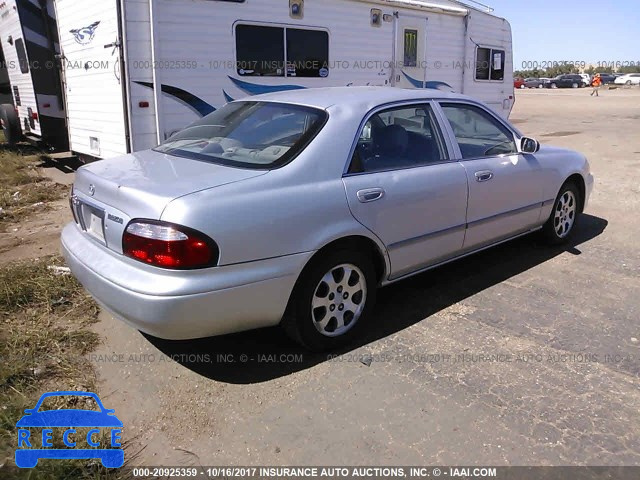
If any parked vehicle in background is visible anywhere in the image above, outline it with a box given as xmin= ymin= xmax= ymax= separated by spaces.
xmin=514 ymin=77 xmax=525 ymax=89
xmin=579 ymin=74 xmax=591 ymax=87
xmin=544 ymin=74 xmax=584 ymax=89
xmin=51 ymin=0 xmax=515 ymax=160
xmin=614 ymin=73 xmax=640 ymax=86
xmin=62 ymin=87 xmax=594 ymax=351
xmin=0 ymin=0 xmax=67 ymax=149
xmin=597 ymin=73 xmax=617 ymax=85
xmin=524 ymin=78 xmax=544 ymax=88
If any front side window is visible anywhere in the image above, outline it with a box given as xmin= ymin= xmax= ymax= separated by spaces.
xmin=236 ymin=25 xmax=329 ymax=78
xmin=350 ymin=104 xmax=446 ymax=173
xmin=155 ymin=101 xmax=327 ymax=169
xmin=440 ymin=103 xmax=517 ymax=159
xmin=475 ymin=47 xmax=505 ymax=81
xmin=15 ymin=38 xmax=29 ymax=74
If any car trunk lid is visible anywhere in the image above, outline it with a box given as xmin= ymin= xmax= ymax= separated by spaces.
xmin=71 ymin=150 xmax=267 ymax=253
xmin=74 ymin=149 xmax=267 ymax=219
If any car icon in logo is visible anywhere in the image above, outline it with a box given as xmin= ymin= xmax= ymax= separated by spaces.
xmin=15 ymin=391 xmax=124 ymax=469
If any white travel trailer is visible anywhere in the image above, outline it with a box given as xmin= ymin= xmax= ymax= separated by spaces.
xmin=0 ymin=0 xmax=67 ymax=149
xmin=53 ymin=0 xmax=513 ymax=160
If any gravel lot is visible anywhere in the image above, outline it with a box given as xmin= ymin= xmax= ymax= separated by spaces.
xmin=70 ymin=88 xmax=640 ymax=466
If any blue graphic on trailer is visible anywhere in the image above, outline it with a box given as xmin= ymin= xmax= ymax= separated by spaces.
xmin=133 ymin=75 xmax=454 ymax=120
xmin=227 ymin=76 xmax=306 ymax=95
xmin=134 ymin=81 xmax=216 ymax=116
xmin=15 ymin=391 xmax=124 ymax=469
xmin=401 ymin=71 xmax=453 ymax=91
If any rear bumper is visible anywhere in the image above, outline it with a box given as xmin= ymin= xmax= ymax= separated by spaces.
xmin=61 ymin=223 xmax=311 ymax=340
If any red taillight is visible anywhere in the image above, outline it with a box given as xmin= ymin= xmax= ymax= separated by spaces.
xmin=122 ymin=221 xmax=218 ymax=269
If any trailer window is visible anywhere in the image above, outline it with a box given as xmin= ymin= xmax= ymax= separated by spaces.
xmin=286 ymin=29 xmax=329 ymax=78
xmin=404 ymin=30 xmax=418 ymax=68
xmin=475 ymin=47 xmax=505 ymax=81
xmin=236 ymin=25 xmax=285 ymax=77
xmin=15 ymin=39 xmax=29 ymax=74
xmin=236 ymin=24 xmax=329 ymax=78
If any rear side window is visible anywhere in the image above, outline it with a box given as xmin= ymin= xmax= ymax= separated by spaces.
xmin=350 ymin=104 xmax=447 ymax=174
xmin=15 ymin=38 xmax=29 ymax=74
xmin=236 ymin=24 xmax=329 ymax=78
xmin=475 ymin=47 xmax=505 ymax=81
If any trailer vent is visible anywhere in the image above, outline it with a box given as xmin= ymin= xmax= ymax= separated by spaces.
xmin=371 ymin=9 xmax=382 ymax=27
xmin=289 ymin=0 xmax=303 ymax=19
xmin=90 ymin=137 xmax=101 ymax=155
xmin=12 ymin=86 xmax=20 ymax=106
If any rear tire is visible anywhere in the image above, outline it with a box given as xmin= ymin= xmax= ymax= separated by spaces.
xmin=572 ymin=83 xmax=579 ymax=89
xmin=550 ymin=83 xmax=557 ymax=89
xmin=281 ymin=249 xmax=377 ymax=351
xmin=0 ymin=104 xmax=22 ymax=145
xmin=541 ymin=181 xmax=581 ymax=245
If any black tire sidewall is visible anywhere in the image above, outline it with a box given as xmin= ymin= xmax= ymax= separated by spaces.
xmin=1 ymin=104 xmax=22 ymax=145
xmin=285 ymin=250 xmax=377 ymax=351
xmin=542 ymin=182 xmax=580 ymax=244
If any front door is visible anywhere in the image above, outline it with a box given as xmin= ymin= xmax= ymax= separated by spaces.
xmin=342 ymin=103 xmax=468 ymax=280
xmin=438 ymin=102 xmax=544 ymax=251
xmin=393 ymin=14 xmax=427 ymax=89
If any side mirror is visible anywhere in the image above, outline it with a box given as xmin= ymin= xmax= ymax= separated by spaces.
xmin=521 ymin=137 xmax=540 ymax=154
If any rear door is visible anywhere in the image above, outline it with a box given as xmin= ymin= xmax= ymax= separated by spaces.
xmin=438 ymin=101 xmax=544 ymax=251
xmin=342 ymin=102 xmax=468 ymax=280
xmin=55 ymin=0 xmax=128 ymax=158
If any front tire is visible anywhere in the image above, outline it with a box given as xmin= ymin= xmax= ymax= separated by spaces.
xmin=541 ymin=182 xmax=581 ymax=245
xmin=282 ymin=250 xmax=377 ymax=351
xmin=0 ymin=104 xmax=22 ymax=145
xmin=572 ymin=83 xmax=579 ymax=88
xmin=550 ymin=83 xmax=558 ymax=89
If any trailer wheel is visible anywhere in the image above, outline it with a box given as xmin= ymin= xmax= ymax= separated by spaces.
xmin=0 ymin=104 xmax=22 ymax=145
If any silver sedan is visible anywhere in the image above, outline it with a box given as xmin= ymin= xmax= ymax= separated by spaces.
xmin=62 ymin=87 xmax=594 ymax=351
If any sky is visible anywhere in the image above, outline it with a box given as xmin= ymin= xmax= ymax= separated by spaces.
xmin=482 ymin=0 xmax=640 ymax=70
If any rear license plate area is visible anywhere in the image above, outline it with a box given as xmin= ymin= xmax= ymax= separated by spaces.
xmin=78 ymin=202 xmax=106 ymax=244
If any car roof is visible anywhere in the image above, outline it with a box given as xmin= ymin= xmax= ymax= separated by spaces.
xmin=244 ymin=86 xmax=475 ymax=111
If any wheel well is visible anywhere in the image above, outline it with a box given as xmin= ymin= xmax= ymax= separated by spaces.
xmin=309 ymin=236 xmax=387 ymax=284
xmin=565 ymin=174 xmax=586 ymax=213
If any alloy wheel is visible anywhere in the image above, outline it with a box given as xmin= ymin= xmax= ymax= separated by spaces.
xmin=554 ymin=190 xmax=577 ymax=238
xmin=311 ymin=263 xmax=367 ymax=337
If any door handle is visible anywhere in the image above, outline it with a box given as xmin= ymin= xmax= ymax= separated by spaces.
xmin=475 ymin=171 xmax=494 ymax=182
xmin=357 ymin=188 xmax=385 ymax=203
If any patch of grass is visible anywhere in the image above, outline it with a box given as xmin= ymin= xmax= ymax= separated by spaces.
xmin=0 ymin=147 xmax=68 ymax=227
xmin=0 ymin=256 xmax=132 ymax=479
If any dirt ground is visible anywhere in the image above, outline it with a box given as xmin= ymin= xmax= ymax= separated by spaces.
xmin=2 ymin=87 xmax=639 ymax=467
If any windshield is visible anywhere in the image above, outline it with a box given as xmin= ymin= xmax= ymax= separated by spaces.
xmin=155 ymin=101 xmax=327 ymax=169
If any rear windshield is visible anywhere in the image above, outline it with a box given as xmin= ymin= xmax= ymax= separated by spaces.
xmin=154 ymin=101 xmax=328 ymax=169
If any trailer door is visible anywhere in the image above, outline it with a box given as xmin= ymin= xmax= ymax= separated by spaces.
xmin=393 ymin=13 xmax=427 ymax=89
xmin=55 ymin=0 xmax=128 ymax=158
